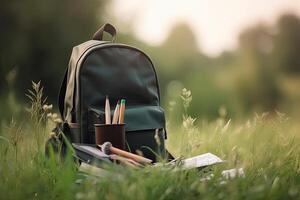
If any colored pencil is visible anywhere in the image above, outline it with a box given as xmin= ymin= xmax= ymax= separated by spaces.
xmin=112 ymin=100 xmax=120 ymax=124
xmin=118 ymin=99 xmax=126 ymax=124
xmin=105 ymin=95 xmax=111 ymax=124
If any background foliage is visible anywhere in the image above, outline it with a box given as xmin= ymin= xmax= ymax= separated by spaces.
xmin=1 ymin=1 xmax=300 ymax=121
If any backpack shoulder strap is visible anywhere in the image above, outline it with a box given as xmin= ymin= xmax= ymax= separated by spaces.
xmin=58 ymin=68 xmax=68 ymax=120
xmin=58 ymin=24 xmax=117 ymax=121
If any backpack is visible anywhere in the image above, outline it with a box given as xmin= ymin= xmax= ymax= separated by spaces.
xmin=56 ymin=23 xmax=167 ymax=161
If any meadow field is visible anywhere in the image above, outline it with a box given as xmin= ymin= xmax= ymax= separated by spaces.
xmin=2 ymin=1 xmax=300 ymax=199
xmin=1 ymin=86 xmax=300 ymax=200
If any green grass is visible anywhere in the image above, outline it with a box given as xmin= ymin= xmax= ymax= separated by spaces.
xmin=1 ymin=86 xmax=300 ymax=199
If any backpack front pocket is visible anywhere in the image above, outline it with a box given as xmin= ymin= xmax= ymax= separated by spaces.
xmin=87 ymin=106 xmax=166 ymax=161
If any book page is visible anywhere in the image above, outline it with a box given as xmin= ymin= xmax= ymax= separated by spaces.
xmin=183 ymin=153 xmax=223 ymax=169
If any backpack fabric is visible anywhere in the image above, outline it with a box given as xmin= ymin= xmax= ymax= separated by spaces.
xmin=57 ymin=23 xmax=167 ymax=161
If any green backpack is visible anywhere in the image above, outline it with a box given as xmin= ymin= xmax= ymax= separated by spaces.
xmin=57 ymin=23 xmax=167 ymax=161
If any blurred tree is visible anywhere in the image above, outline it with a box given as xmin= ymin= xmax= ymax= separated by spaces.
xmin=153 ymin=23 xmax=206 ymax=98
xmin=273 ymin=14 xmax=300 ymax=74
xmin=0 ymin=0 xmax=108 ymax=102
xmin=148 ymin=23 xmax=201 ymax=116
xmin=236 ymin=25 xmax=281 ymax=112
xmin=159 ymin=22 xmax=203 ymax=73
xmin=151 ymin=22 xmax=229 ymax=119
xmin=161 ymin=23 xmax=199 ymax=58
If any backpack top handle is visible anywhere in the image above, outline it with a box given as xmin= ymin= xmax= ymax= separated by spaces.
xmin=92 ymin=23 xmax=117 ymax=42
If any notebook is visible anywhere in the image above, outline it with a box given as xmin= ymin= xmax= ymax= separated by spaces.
xmin=72 ymin=143 xmax=110 ymax=164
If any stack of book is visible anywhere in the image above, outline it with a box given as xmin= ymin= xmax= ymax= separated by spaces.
xmin=72 ymin=143 xmax=224 ymax=179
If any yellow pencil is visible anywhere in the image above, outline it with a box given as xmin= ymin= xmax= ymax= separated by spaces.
xmin=118 ymin=99 xmax=126 ymax=124
xmin=112 ymin=100 xmax=120 ymax=124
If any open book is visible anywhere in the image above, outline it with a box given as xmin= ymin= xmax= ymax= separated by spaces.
xmin=73 ymin=143 xmax=223 ymax=171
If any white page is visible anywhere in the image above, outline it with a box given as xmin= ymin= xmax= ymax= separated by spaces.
xmin=221 ymin=168 xmax=245 ymax=179
xmin=183 ymin=153 xmax=223 ymax=169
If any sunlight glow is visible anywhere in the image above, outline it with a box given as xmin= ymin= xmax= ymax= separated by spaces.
xmin=111 ymin=0 xmax=300 ymax=56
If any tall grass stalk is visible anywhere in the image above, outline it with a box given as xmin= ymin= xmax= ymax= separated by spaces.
xmin=6 ymin=118 xmax=23 ymax=165
xmin=26 ymin=81 xmax=48 ymax=151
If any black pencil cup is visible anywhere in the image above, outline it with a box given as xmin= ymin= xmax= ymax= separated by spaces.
xmin=94 ymin=124 xmax=125 ymax=150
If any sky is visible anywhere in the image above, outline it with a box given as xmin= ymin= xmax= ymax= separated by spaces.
xmin=110 ymin=0 xmax=300 ymax=56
